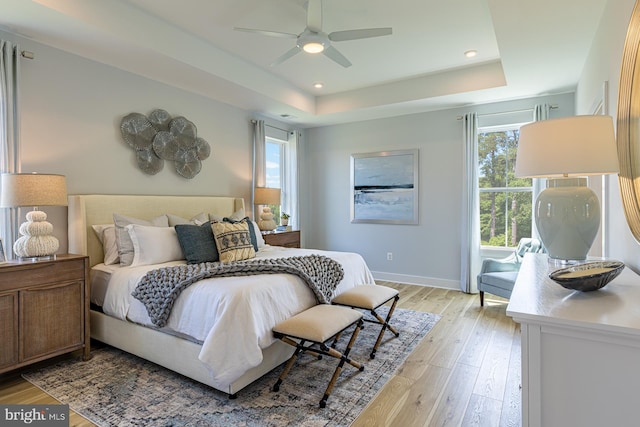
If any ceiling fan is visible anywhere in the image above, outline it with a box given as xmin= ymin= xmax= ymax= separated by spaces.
xmin=234 ymin=0 xmax=392 ymax=68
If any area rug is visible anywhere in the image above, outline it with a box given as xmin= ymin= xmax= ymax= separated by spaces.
xmin=23 ymin=307 xmax=439 ymax=427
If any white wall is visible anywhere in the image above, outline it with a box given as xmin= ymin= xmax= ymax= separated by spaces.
xmin=575 ymin=0 xmax=638 ymax=269
xmin=303 ymin=93 xmax=574 ymax=289
xmin=0 ymin=29 xmax=291 ymax=253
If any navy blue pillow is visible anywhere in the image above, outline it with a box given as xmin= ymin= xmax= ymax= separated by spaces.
xmin=174 ymin=221 xmax=219 ymax=264
xmin=223 ymin=216 xmax=258 ymax=252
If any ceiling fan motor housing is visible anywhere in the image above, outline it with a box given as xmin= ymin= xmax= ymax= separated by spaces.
xmin=298 ymin=30 xmax=328 ymax=53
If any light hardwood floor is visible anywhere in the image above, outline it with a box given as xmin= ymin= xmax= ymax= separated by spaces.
xmin=0 ymin=283 xmax=521 ymax=427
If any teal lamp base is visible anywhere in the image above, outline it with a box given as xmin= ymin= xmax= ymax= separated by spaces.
xmin=535 ymin=178 xmax=600 ymax=262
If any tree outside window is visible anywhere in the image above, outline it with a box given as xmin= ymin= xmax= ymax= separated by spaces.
xmin=478 ymin=125 xmax=533 ymax=248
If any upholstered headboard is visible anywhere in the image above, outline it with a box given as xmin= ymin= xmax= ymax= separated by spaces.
xmin=68 ymin=194 xmax=245 ymax=268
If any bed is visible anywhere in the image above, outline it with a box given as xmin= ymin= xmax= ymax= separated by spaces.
xmin=67 ymin=194 xmax=375 ymax=396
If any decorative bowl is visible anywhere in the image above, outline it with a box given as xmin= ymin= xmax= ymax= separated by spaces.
xmin=549 ymin=260 xmax=625 ymax=292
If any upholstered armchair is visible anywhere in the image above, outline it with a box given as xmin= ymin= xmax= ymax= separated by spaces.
xmin=477 ymin=238 xmax=544 ymax=306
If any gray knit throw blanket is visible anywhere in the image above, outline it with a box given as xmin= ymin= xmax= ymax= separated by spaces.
xmin=132 ymin=255 xmax=345 ymax=327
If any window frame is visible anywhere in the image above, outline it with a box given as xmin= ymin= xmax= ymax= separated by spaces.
xmin=265 ymin=136 xmax=287 ymax=222
xmin=477 ymin=121 xmax=533 ymax=250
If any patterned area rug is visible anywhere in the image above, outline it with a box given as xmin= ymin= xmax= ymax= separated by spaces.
xmin=23 ymin=307 xmax=439 ymax=427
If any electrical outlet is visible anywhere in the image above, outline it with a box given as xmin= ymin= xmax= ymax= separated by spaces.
xmin=387 ymin=252 xmax=393 ymax=261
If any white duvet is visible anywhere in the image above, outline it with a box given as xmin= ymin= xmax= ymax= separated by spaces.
xmin=99 ymin=246 xmax=375 ymax=388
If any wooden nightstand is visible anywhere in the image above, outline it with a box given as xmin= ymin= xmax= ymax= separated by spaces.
xmin=0 ymin=254 xmax=90 ymax=374
xmin=263 ymin=230 xmax=301 ymax=248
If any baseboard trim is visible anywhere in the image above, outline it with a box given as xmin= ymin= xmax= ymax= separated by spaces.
xmin=371 ymin=271 xmax=460 ymax=290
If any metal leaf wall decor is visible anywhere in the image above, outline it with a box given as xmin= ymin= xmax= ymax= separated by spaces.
xmin=120 ymin=109 xmax=211 ymax=179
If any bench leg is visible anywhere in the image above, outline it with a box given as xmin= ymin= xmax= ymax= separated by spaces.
xmin=272 ymin=338 xmax=307 ymax=392
xmin=320 ymin=319 xmax=364 ymax=408
xmin=370 ymin=295 xmax=400 ymax=359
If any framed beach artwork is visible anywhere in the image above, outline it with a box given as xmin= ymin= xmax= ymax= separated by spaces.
xmin=350 ymin=149 xmax=419 ymax=224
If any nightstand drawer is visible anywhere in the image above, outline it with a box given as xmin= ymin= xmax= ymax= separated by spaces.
xmin=0 ymin=258 xmax=85 ymax=292
xmin=263 ymin=230 xmax=301 ymax=248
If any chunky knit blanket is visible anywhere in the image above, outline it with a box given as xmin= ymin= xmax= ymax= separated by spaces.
xmin=132 ymin=255 xmax=345 ymax=327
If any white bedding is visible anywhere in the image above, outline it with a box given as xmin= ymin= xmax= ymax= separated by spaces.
xmin=97 ymin=245 xmax=375 ymax=388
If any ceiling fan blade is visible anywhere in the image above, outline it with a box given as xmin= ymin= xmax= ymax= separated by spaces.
xmin=271 ymin=47 xmax=301 ymax=66
xmin=328 ymin=27 xmax=392 ymax=42
xmin=306 ymin=0 xmax=323 ymax=33
xmin=234 ymin=27 xmax=297 ymax=39
xmin=323 ymin=46 xmax=352 ymax=68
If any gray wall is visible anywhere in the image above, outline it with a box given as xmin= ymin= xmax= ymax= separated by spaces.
xmin=575 ymin=0 xmax=638 ymax=270
xmin=302 ymin=93 xmax=574 ymax=288
xmin=0 ymin=28 xmax=291 ymax=253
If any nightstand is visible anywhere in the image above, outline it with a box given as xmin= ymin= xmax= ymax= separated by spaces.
xmin=263 ymin=230 xmax=301 ymax=248
xmin=0 ymin=254 xmax=90 ymax=374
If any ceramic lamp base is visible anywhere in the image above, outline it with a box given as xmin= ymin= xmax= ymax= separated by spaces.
xmin=535 ymin=178 xmax=600 ymax=261
xmin=258 ymin=207 xmax=277 ymax=231
xmin=13 ymin=209 xmax=59 ymax=258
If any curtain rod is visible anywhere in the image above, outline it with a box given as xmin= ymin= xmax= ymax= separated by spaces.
xmin=456 ymin=104 xmax=558 ymax=120
xmin=21 ymin=50 xmax=34 ymax=60
xmin=250 ymin=119 xmax=289 ymax=134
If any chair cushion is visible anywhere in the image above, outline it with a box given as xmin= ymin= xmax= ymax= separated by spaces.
xmin=480 ymin=271 xmax=519 ymax=291
xmin=273 ymin=305 xmax=362 ymax=343
xmin=332 ymin=285 xmax=398 ymax=310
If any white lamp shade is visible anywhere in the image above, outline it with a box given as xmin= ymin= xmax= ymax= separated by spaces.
xmin=254 ymin=187 xmax=281 ymax=205
xmin=0 ymin=173 xmax=68 ymax=207
xmin=515 ymin=115 xmax=619 ymax=178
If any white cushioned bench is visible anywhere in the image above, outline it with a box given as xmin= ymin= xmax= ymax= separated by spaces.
xmin=272 ymin=304 xmax=364 ymax=408
xmin=332 ymin=284 xmax=400 ymax=359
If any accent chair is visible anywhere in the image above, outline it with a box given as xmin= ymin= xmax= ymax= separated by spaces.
xmin=477 ymin=238 xmax=544 ymax=306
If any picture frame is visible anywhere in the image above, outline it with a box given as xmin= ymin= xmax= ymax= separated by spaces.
xmin=350 ymin=149 xmax=419 ymax=224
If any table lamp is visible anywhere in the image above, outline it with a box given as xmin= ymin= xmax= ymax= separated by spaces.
xmin=0 ymin=173 xmax=68 ymax=260
xmin=514 ymin=115 xmax=618 ymax=261
xmin=254 ymin=187 xmax=281 ymax=231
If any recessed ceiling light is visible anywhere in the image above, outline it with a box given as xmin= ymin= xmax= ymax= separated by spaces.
xmin=464 ymin=50 xmax=477 ymax=58
xmin=313 ymin=82 xmax=324 ymax=89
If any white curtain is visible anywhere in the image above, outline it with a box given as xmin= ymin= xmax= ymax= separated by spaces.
xmin=531 ymin=103 xmax=550 ymax=242
xmin=0 ymin=40 xmax=21 ymax=260
xmin=282 ymin=131 xmax=299 ymax=230
xmin=252 ymin=119 xmax=266 ymax=219
xmin=461 ymin=112 xmax=481 ymax=293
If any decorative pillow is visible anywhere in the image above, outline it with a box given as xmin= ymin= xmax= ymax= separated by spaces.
xmin=251 ymin=220 xmax=266 ymax=248
xmin=209 ymin=207 xmax=245 ymax=223
xmin=91 ymin=224 xmax=119 ymax=265
xmin=167 ymin=212 xmax=208 ymax=226
xmin=175 ymin=221 xmax=219 ymax=264
xmin=114 ymin=213 xmax=169 ymax=266
xmin=211 ymin=221 xmax=256 ymax=262
xmin=126 ymin=224 xmax=184 ymax=267
xmin=223 ymin=217 xmax=259 ymax=251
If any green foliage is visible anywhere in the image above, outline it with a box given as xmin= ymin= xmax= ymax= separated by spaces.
xmin=485 ymin=235 xmax=508 ymax=247
xmin=269 ymin=204 xmax=281 ymax=225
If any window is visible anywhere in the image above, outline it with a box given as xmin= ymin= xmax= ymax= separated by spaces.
xmin=478 ymin=124 xmax=533 ymax=248
xmin=265 ymin=137 xmax=285 ymax=222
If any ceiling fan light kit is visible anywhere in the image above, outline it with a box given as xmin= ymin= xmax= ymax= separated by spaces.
xmin=235 ymin=0 xmax=392 ymax=68
xmin=299 ymin=31 xmax=326 ymax=53
xmin=302 ymin=43 xmax=324 ymax=53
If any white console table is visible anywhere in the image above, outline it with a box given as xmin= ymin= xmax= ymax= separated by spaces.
xmin=507 ymin=253 xmax=640 ymax=427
